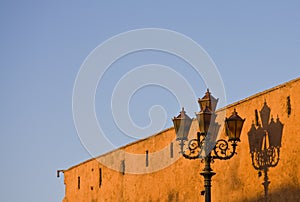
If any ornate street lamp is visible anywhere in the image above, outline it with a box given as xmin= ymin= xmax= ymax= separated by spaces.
xmin=172 ymin=90 xmax=245 ymax=202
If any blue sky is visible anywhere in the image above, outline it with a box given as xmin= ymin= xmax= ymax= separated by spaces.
xmin=1 ymin=1 xmax=300 ymax=201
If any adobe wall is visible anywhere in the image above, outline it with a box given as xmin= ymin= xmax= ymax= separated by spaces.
xmin=62 ymin=78 xmax=300 ymax=202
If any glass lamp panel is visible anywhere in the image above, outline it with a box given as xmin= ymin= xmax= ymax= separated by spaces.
xmin=226 ymin=120 xmax=235 ymax=141
xmin=198 ymin=99 xmax=209 ymax=112
xmin=172 ymin=108 xmax=192 ymax=141
xmin=225 ymin=109 xmax=245 ymax=141
xmin=196 ymin=108 xmax=213 ymax=134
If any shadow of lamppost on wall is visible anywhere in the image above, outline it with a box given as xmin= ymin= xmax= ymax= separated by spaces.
xmin=247 ymin=101 xmax=284 ymax=202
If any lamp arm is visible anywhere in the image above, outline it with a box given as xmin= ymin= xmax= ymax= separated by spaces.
xmin=212 ymin=139 xmax=237 ymax=160
xmin=179 ymin=137 xmax=206 ymax=160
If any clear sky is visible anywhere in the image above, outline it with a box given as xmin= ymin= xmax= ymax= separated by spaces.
xmin=1 ymin=1 xmax=300 ymax=201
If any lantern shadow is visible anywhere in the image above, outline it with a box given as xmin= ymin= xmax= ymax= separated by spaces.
xmin=247 ymin=101 xmax=284 ymax=202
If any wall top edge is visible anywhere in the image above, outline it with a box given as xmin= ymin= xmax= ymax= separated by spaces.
xmin=64 ymin=77 xmax=300 ymax=172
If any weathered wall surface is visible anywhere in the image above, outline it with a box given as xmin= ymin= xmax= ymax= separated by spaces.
xmin=62 ymin=78 xmax=300 ymax=202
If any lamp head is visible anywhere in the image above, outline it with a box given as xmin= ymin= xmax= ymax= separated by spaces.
xmin=225 ymin=109 xmax=245 ymax=142
xmin=172 ymin=108 xmax=193 ymax=141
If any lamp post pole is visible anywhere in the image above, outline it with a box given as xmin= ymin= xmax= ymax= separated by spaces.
xmin=172 ymin=90 xmax=245 ymax=202
xmin=200 ymin=154 xmax=215 ymax=202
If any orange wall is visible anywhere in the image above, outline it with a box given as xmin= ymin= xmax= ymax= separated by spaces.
xmin=62 ymin=78 xmax=300 ymax=202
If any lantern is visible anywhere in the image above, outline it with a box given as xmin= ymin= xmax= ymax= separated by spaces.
xmin=196 ymin=106 xmax=216 ymax=134
xmin=198 ymin=89 xmax=219 ymax=112
xmin=172 ymin=108 xmax=193 ymax=141
xmin=225 ymin=109 xmax=245 ymax=142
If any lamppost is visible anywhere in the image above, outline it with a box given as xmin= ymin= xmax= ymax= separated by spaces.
xmin=172 ymin=90 xmax=245 ymax=202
